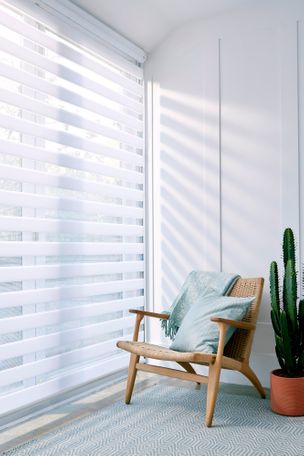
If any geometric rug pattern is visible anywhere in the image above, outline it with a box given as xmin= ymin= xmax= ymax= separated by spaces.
xmin=4 ymin=384 xmax=304 ymax=456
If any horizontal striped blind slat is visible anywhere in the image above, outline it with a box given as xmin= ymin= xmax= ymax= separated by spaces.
xmin=0 ymin=190 xmax=144 ymax=218
xmin=0 ymin=242 xmax=144 ymax=256
xmin=0 ymin=261 xmax=144 ymax=282
xmin=0 ymin=216 xmax=144 ymax=236
xmin=0 ymin=164 xmax=143 ymax=200
xmin=0 ymin=279 xmax=145 ymax=309
xmin=0 ymin=316 xmax=136 ymax=360
xmin=0 ymin=139 xmax=144 ymax=184
xmin=0 ymin=115 xmax=144 ymax=165
xmin=0 ymin=334 xmax=142 ymax=388
xmin=0 ymin=89 xmax=143 ymax=149
xmin=0 ymin=63 xmax=143 ymax=130
xmin=0 ymin=297 xmax=144 ymax=334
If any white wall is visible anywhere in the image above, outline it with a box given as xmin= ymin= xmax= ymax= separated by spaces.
xmin=145 ymin=0 xmax=304 ymax=387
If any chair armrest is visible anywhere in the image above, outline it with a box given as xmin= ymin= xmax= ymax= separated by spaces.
xmin=129 ymin=309 xmax=169 ymax=320
xmin=210 ymin=317 xmax=255 ymax=331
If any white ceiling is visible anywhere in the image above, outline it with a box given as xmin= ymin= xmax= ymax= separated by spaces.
xmin=71 ymin=0 xmax=248 ymax=52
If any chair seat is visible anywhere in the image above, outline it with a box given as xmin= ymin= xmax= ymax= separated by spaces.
xmin=117 ymin=340 xmax=216 ymax=364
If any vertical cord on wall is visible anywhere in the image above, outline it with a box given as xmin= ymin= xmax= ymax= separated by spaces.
xmin=144 ymin=76 xmax=155 ymax=346
xmin=143 ymin=73 xmax=147 ymax=345
xmin=151 ymin=78 xmax=155 ymax=315
xmin=218 ymin=38 xmax=223 ymax=272
xmin=296 ymin=21 xmax=303 ymax=296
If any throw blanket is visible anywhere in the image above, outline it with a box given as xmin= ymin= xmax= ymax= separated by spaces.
xmin=161 ymin=271 xmax=239 ymax=340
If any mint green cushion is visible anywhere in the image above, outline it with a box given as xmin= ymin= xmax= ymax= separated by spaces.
xmin=170 ymin=295 xmax=254 ymax=353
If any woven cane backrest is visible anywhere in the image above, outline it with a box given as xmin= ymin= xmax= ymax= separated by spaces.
xmin=223 ymin=277 xmax=264 ymax=361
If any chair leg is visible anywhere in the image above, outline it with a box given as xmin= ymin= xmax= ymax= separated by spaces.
xmin=125 ymin=354 xmax=139 ymax=404
xmin=178 ymin=362 xmax=200 ymax=388
xmin=241 ymin=364 xmax=266 ymax=399
xmin=205 ymin=362 xmax=222 ymax=427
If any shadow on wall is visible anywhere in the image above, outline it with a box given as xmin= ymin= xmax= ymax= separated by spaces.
xmin=158 ymin=88 xmax=219 ymax=309
xmin=156 ymin=86 xmax=278 ymax=320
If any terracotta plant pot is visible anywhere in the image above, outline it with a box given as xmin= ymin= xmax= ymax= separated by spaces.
xmin=270 ymin=369 xmax=304 ymax=416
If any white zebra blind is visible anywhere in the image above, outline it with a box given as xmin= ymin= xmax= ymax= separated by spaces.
xmin=0 ymin=0 xmax=145 ymax=415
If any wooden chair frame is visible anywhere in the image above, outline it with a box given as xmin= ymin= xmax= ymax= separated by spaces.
xmin=117 ymin=277 xmax=265 ymax=427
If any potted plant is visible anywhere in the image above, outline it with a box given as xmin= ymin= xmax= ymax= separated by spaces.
xmin=269 ymin=227 xmax=304 ymax=415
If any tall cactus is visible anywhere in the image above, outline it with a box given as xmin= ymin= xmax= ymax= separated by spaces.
xmin=270 ymin=228 xmax=304 ymax=376
xmin=283 ymin=227 xmax=296 ymax=267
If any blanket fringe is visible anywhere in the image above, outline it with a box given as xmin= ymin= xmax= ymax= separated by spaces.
xmin=161 ymin=315 xmax=178 ymax=340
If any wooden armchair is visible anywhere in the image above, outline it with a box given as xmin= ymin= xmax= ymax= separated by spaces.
xmin=117 ymin=277 xmax=265 ymax=427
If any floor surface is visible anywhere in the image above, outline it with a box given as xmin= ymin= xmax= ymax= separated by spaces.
xmin=0 ymin=373 xmax=268 ymax=454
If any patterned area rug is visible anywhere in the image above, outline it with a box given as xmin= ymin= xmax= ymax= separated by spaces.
xmin=4 ymin=384 xmax=304 ymax=456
